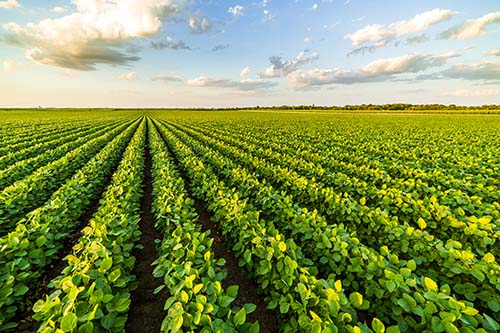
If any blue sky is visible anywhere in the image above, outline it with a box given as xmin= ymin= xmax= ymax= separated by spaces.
xmin=0 ymin=0 xmax=499 ymax=107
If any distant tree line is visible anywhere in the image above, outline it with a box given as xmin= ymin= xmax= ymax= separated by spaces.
xmin=182 ymin=104 xmax=500 ymax=111
xmin=2 ymin=104 xmax=499 ymax=112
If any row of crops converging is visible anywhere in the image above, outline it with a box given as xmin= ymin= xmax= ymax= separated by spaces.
xmin=0 ymin=112 xmax=499 ymax=332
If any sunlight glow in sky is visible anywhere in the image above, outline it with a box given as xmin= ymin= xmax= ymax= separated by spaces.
xmin=1 ymin=0 xmax=499 ymax=107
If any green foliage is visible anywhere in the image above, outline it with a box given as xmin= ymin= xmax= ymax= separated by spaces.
xmin=32 ymin=120 xmax=146 ymax=332
xmin=0 ymin=120 xmax=140 ymax=328
xmin=154 ymin=119 xmax=365 ymax=332
xmin=174 ymin=116 xmax=500 ymax=324
xmin=154 ymin=113 xmax=499 ymax=332
xmin=0 ymin=120 xmax=123 ymax=191
xmin=0 ymin=120 xmax=135 ymax=235
xmin=149 ymin=119 xmax=258 ymax=332
xmin=0 ymin=110 xmax=498 ymax=332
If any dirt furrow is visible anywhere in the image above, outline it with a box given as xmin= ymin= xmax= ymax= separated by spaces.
xmin=126 ymin=121 xmax=165 ymax=333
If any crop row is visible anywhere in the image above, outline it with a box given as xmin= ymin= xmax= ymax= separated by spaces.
xmin=185 ymin=122 xmax=499 ymax=257
xmin=0 ymin=120 xmax=140 ymax=330
xmin=0 ymin=113 xmax=497 ymax=333
xmin=204 ymin=118 xmax=498 ymax=187
xmin=154 ymin=119 xmax=393 ymax=333
xmin=158 ymin=120 xmax=498 ymax=332
xmin=0 ymin=119 xmax=137 ymax=236
xmin=0 ymin=120 xmax=97 ymax=156
xmin=195 ymin=121 xmax=499 ymax=204
xmin=0 ymin=120 xmax=118 ymax=171
xmin=32 ymin=119 xmax=146 ymax=332
xmin=148 ymin=119 xmax=259 ymax=332
xmin=0 ymin=121 xmax=125 ymax=192
xmin=169 ymin=121 xmax=500 ymax=319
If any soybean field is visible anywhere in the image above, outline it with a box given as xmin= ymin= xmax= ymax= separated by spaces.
xmin=0 ymin=109 xmax=499 ymax=333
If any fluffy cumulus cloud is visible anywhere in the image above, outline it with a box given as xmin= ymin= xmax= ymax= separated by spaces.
xmin=151 ymin=36 xmax=191 ymax=50
xmin=228 ymin=5 xmax=245 ymax=18
xmin=287 ymin=52 xmax=458 ymax=88
xmin=441 ymin=12 xmax=500 ymax=40
xmin=259 ymin=50 xmax=319 ymax=78
xmin=2 ymin=0 xmax=183 ymax=70
xmin=188 ymin=13 xmax=213 ymax=33
xmin=421 ymin=61 xmax=500 ymax=81
xmin=0 ymin=0 xmax=20 ymax=9
xmin=345 ymin=8 xmax=456 ymax=46
xmin=187 ymin=76 xmax=277 ymax=91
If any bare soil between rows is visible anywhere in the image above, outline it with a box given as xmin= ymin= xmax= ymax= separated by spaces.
xmin=126 ymin=123 xmax=166 ymax=333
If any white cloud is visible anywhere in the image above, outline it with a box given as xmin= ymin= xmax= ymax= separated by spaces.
xmin=3 ymin=59 xmax=15 ymax=72
xmin=2 ymin=0 xmax=184 ymax=70
xmin=188 ymin=13 xmax=213 ymax=33
xmin=360 ymin=52 xmax=457 ymax=75
xmin=442 ymin=12 xmax=500 ymax=40
xmin=228 ymin=5 xmax=245 ymax=18
xmin=187 ymin=76 xmax=277 ymax=91
xmin=240 ymin=66 xmax=251 ymax=77
xmin=51 ymin=6 xmax=66 ymax=13
xmin=187 ymin=76 xmax=226 ymax=87
xmin=483 ymin=49 xmax=500 ymax=57
xmin=311 ymin=4 xmax=318 ymax=11
xmin=254 ymin=0 xmax=268 ymax=8
xmin=286 ymin=52 xmax=458 ymax=87
xmin=443 ymin=88 xmax=500 ymax=97
xmin=0 ymin=0 xmax=20 ymax=9
xmin=287 ymin=69 xmax=346 ymax=87
xmin=118 ymin=71 xmax=137 ymax=80
xmin=259 ymin=50 xmax=319 ymax=78
xmin=323 ymin=20 xmax=341 ymax=30
xmin=352 ymin=16 xmax=365 ymax=23
xmin=263 ymin=9 xmax=274 ymax=22
xmin=304 ymin=36 xmax=312 ymax=43
xmin=345 ymin=8 xmax=456 ymax=46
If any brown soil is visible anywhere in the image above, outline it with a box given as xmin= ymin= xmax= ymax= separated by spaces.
xmin=125 ymin=123 xmax=166 ymax=333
